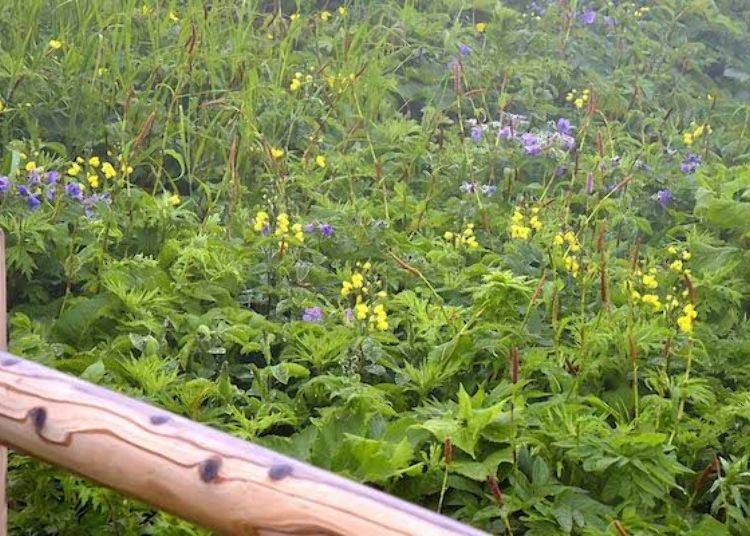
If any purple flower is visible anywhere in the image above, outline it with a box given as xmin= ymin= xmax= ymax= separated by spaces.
xmin=585 ymin=172 xmax=595 ymax=194
xmin=27 ymin=195 xmax=41 ymax=210
xmin=481 ymin=184 xmax=497 ymax=196
xmin=680 ymin=153 xmax=700 ymax=174
xmin=46 ymin=188 xmax=56 ymax=202
xmin=0 ymin=176 xmax=9 ymax=192
xmin=656 ymin=189 xmax=673 ymax=209
xmin=46 ymin=171 xmax=60 ymax=184
xmin=302 ymin=307 xmax=324 ymax=323
xmin=261 ymin=223 xmax=270 ymax=235
xmin=558 ymin=134 xmax=576 ymax=151
xmin=497 ymin=126 xmax=512 ymax=139
xmin=470 ymin=126 xmax=483 ymax=143
xmin=17 ymin=184 xmax=30 ymax=197
xmin=27 ymin=169 xmax=42 ymax=185
xmin=521 ymin=133 xmax=539 ymax=146
xmin=65 ymin=182 xmax=84 ymax=201
xmin=524 ymin=144 xmax=542 ymax=156
xmin=458 ymin=44 xmax=471 ymax=56
xmin=556 ymin=118 xmax=574 ymax=136
xmin=581 ymin=10 xmax=597 ymax=24
xmin=304 ymin=222 xmax=316 ymax=233
xmin=344 ymin=308 xmax=354 ymax=323
xmin=318 ymin=223 xmax=334 ymax=237
xmin=555 ymin=166 xmax=568 ymax=177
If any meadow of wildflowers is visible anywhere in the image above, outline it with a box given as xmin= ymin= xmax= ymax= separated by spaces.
xmin=2 ymin=0 xmax=750 ymax=534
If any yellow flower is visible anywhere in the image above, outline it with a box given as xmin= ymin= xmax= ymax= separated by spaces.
xmin=693 ymin=125 xmax=705 ymax=138
xmin=290 ymin=78 xmax=302 ymax=91
xmin=641 ymin=294 xmax=662 ymax=310
xmin=48 ymin=39 xmax=63 ymax=50
xmin=320 ymin=11 xmax=332 ymax=21
xmin=168 ymin=11 xmax=179 ymax=22
xmin=67 ymin=162 xmax=81 ymax=176
xmin=642 ymin=274 xmax=658 ymax=289
xmin=355 ymin=303 xmax=369 ymax=320
xmin=511 ymin=210 xmax=524 ymax=224
xmin=565 ymin=92 xmax=574 ymax=102
xmin=0 ymin=100 xmax=4 ymax=113
xmin=270 ymin=147 xmax=284 ymax=159
xmin=315 ymin=155 xmax=327 ymax=168
xmin=290 ymin=13 xmax=300 ymax=21
xmin=338 ymin=6 xmax=347 ymax=16
xmin=529 ymin=216 xmax=543 ymax=231
xmin=682 ymin=251 xmax=691 ymax=260
xmin=253 ymin=211 xmax=269 ymax=232
xmin=667 ymin=245 xmax=678 ymax=255
xmin=564 ymin=255 xmax=580 ymax=276
xmin=475 ymin=22 xmax=487 ymax=32
xmin=553 ymin=234 xmax=564 ymax=246
xmin=466 ymin=237 xmax=479 ymax=249
xmin=677 ymin=315 xmax=693 ymax=333
xmin=631 ymin=290 xmax=641 ymax=300
xmin=683 ymin=132 xmax=694 ymax=145
xmin=510 ymin=224 xmax=531 ymax=240
xmin=574 ymin=98 xmax=585 ymax=109
xmin=101 ymin=162 xmax=116 ymax=179
xmin=362 ymin=261 xmax=372 ymax=271
xmin=88 ymin=156 xmax=100 ymax=168
xmin=444 ymin=231 xmax=454 ymax=241
xmin=87 ymin=174 xmax=100 ymax=188
xmin=351 ymin=273 xmax=364 ymax=289
xmin=25 ymin=161 xmax=37 ymax=171
xmin=670 ymin=259 xmax=683 ymax=272
xmin=341 ymin=281 xmax=353 ymax=296
xmin=169 ymin=194 xmax=181 ymax=206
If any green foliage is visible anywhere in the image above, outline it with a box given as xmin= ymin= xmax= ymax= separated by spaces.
xmin=3 ymin=0 xmax=750 ymax=534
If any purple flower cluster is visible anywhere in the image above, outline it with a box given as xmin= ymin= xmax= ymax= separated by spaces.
xmin=469 ymin=114 xmax=576 ymax=158
xmin=656 ymin=189 xmax=673 ymax=209
xmin=581 ymin=10 xmax=597 ymax=25
xmin=304 ymin=222 xmax=334 ymax=237
xmin=460 ymin=181 xmax=497 ymax=197
xmin=302 ymin=307 xmax=324 ymax=323
xmin=680 ymin=153 xmax=700 ymax=174
xmin=0 ymin=167 xmax=110 ymax=216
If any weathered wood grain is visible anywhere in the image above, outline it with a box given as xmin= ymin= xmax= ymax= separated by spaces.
xmin=0 ymin=352 xmax=488 ymax=535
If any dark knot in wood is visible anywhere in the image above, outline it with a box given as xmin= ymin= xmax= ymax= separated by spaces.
xmin=199 ymin=456 xmax=222 ymax=483
xmin=149 ymin=414 xmax=171 ymax=425
xmin=29 ymin=407 xmax=47 ymax=432
xmin=268 ymin=463 xmax=294 ymax=481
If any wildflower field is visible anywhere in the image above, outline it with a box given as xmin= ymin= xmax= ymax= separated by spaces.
xmin=3 ymin=0 xmax=750 ymax=534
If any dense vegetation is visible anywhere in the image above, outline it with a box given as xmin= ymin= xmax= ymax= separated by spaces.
xmin=3 ymin=0 xmax=750 ymax=534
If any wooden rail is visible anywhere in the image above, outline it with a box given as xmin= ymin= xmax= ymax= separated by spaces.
xmin=0 ymin=228 xmax=486 ymax=535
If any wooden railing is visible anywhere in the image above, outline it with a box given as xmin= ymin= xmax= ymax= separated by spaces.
xmin=0 ymin=233 xmax=487 ymax=536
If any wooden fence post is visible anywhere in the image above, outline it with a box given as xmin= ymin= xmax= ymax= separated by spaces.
xmin=0 ymin=231 xmax=7 ymax=536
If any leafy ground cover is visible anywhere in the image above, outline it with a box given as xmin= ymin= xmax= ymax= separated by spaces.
xmin=3 ymin=0 xmax=750 ymax=534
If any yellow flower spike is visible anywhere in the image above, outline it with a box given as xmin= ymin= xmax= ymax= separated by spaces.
xmin=341 ymin=281 xmax=353 ymax=296
xmin=693 ymin=125 xmax=705 ymax=138
xmin=355 ymin=303 xmax=369 ymax=320
xmin=475 ymin=22 xmax=487 ymax=32
xmin=511 ymin=210 xmax=524 ymax=224
xmin=315 ymin=155 xmax=327 ymax=168
xmin=67 ymin=163 xmax=81 ymax=176
xmin=101 ymin=162 xmax=116 ymax=179
xmin=270 ymin=147 xmax=285 ymax=159
xmin=169 ymin=194 xmax=181 ymax=206
xmin=48 ymin=39 xmax=63 ymax=50
xmin=351 ymin=273 xmax=364 ymax=288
